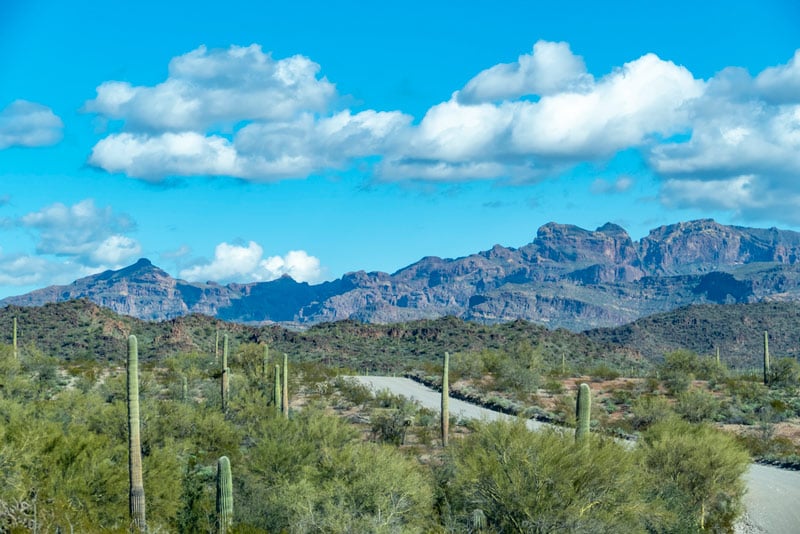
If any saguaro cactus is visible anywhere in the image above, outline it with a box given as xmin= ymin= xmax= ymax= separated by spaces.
xmin=181 ymin=374 xmax=188 ymax=403
xmin=12 ymin=317 xmax=17 ymax=359
xmin=221 ymin=334 xmax=230 ymax=411
xmin=763 ymin=331 xmax=771 ymax=385
xmin=262 ymin=344 xmax=270 ymax=379
xmin=274 ymin=364 xmax=281 ymax=412
xmin=215 ymin=329 xmax=220 ymax=361
xmin=441 ymin=351 xmax=450 ymax=447
xmin=282 ymin=353 xmax=289 ymax=419
xmin=575 ymin=383 xmax=591 ymax=442
xmin=127 ymin=335 xmax=147 ymax=531
xmin=216 ymin=455 xmax=233 ymax=533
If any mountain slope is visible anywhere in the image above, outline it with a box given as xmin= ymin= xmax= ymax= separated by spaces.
xmin=5 ymin=219 xmax=800 ymax=330
xmin=585 ymin=301 xmax=800 ymax=367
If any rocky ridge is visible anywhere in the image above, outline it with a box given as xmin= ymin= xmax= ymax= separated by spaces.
xmin=5 ymin=219 xmax=800 ymax=330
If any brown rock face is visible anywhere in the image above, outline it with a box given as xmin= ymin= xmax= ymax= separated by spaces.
xmin=638 ymin=220 xmax=800 ymax=274
xmin=532 ymin=222 xmax=644 ymax=282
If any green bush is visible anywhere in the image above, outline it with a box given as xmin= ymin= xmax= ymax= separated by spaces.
xmin=639 ymin=418 xmax=750 ymax=532
xmin=440 ymin=419 xmax=650 ymax=532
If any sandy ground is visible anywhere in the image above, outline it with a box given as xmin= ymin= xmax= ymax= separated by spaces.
xmin=352 ymin=376 xmax=800 ymax=534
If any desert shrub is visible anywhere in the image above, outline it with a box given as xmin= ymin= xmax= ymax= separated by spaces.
xmin=589 ymin=363 xmax=621 ymax=380
xmin=639 ymin=418 xmax=750 ymax=532
xmin=676 ymin=387 xmax=723 ymax=423
xmin=770 ymin=357 xmax=800 ymax=388
xmin=333 ymin=376 xmax=372 ymax=407
xmin=440 ymin=420 xmax=650 ymax=532
xmin=630 ymin=394 xmax=673 ymax=431
xmin=451 ymin=351 xmax=484 ymax=380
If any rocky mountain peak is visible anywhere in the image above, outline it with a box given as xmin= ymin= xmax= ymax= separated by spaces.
xmin=5 ymin=219 xmax=800 ymax=330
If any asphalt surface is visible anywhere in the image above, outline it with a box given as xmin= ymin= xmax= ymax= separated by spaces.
xmin=351 ymin=376 xmax=800 ymax=534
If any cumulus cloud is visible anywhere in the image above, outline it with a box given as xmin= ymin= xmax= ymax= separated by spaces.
xmin=20 ymin=199 xmax=141 ymax=266
xmin=179 ymin=241 xmax=323 ymax=284
xmin=755 ymin=50 xmax=800 ymax=104
xmin=0 ymin=253 xmax=101 ymax=287
xmin=84 ymin=44 xmax=336 ymax=131
xmin=379 ymin=52 xmax=703 ymax=181
xmin=86 ymin=44 xmax=411 ymax=180
xmin=458 ymin=40 xmax=592 ymax=103
xmin=0 ymin=100 xmax=63 ymax=149
xmin=82 ymin=41 xmax=800 ymax=225
xmin=651 ymin=51 xmax=800 ymax=222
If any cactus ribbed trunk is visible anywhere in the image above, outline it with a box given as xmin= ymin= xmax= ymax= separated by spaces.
xmin=263 ymin=344 xmax=269 ymax=380
xmin=12 ymin=317 xmax=17 ymax=359
xmin=274 ymin=364 xmax=281 ymax=413
xmin=575 ymin=383 xmax=591 ymax=442
xmin=215 ymin=329 xmax=220 ymax=361
xmin=716 ymin=346 xmax=720 ymax=367
xmin=216 ymin=456 xmax=233 ymax=534
xmin=441 ymin=352 xmax=450 ymax=447
xmin=181 ymin=374 xmax=188 ymax=403
xmin=763 ymin=331 xmax=770 ymax=385
xmin=127 ymin=335 xmax=146 ymax=532
xmin=282 ymin=353 xmax=289 ymax=419
xmin=221 ymin=334 xmax=229 ymax=411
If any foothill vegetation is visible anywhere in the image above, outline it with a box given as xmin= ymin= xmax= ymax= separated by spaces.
xmin=0 ymin=300 xmax=798 ymax=532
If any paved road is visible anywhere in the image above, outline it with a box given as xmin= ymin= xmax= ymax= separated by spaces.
xmin=352 ymin=376 xmax=800 ymax=534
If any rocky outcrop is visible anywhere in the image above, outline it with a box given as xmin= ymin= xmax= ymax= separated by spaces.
xmin=5 ymin=220 xmax=800 ymax=330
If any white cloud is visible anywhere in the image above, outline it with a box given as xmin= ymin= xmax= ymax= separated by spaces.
xmin=0 ymin=100 xmax=63 ymax=149
xmin=650 ymin=52 xmax=800 ymax=223
xmin=179 ymin=241 xmax=323 ymax=284
xmin=85 ymin=44 xmax=412 ymax=180
xmin=458 ymin=40 xmax=592 ymax=103
xmin=380 ymin=52 xmax=703 ymax=181
xmin=90 ymin=109 xmax=411 ymax=180
xmin=20 ymin=199 xmax=141 ymax=266
xmin=81 ymin=41 xmax=800 ymax=225
xmin=755 ymin=50 xmax=800 ymax=104
xmin=89 ymin=132 xmax=241 ymax=180
xmin=84 ymin=44 xmax=336 ymax=131
xmin=0 ymin=254 xmax=101 ymax=287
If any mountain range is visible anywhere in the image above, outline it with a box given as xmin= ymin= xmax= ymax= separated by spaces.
xmin=5 ymin=219 xmax=800 ymax=331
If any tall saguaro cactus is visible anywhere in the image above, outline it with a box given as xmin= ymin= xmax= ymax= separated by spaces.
xmin=221 ymin=334 xmax=230 ymax=411
xmin=763 ymin=331 xmax=771 ymax=386
xmin=441 ymin=351 xmax=450 ymax=447
xmin=263 ymin=344 xmax=270 ymax=380
xmin=274 ymin=364 xmax=281 ymax=413
xmin=127 ymin=335 xmax=147 ymax=532
xmin=12 ymin=317 xmax=17 ymax=360
xmin=282 ymin=353 xmax=289 ymax=419
xmin=216 ymin=455 xmax=233 ymax=534
xmin=575 ymin=383 xmax=591 ymax=442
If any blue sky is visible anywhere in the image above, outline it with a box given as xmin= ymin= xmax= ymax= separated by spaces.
xmin=0 ymin=0 xmax=799 ymax=297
